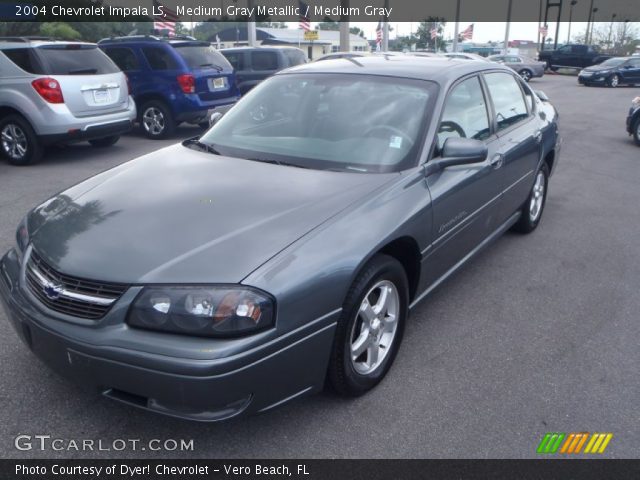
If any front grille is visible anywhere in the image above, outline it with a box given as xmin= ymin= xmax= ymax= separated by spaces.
xmin=25 ymin=250 xmax=128 ymax=320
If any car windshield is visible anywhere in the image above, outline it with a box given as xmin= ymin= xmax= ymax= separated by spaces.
xmin=199 ymin=73 xmax=437 ymax=173
xmin=35 ymin=45 xmax=119 ymax=75
xmin=173 ymin=44 xmax=231 ymax=71
xmin=599 ymin=58 xmax=627 ymax=67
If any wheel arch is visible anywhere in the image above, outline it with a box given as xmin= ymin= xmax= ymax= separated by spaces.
xmin=134 ymin=93 xmax=174 ymax=117
xmin=375 ymin=236 xmax=422 ymax=303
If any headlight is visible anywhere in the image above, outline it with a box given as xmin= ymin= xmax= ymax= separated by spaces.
xmin=127 ymin=286 xmax=275 ymax=337
xmin=14 ymin=216 xmax=29 ymax=263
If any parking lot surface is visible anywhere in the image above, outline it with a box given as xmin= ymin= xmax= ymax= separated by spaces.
xmin=0 ymin=75 xmax=638 ymax=458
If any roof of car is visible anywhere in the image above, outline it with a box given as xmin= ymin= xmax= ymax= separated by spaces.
xmin=221 ymin=46 xmax=304 ymax=52
xmin=0 ymin=38 xmax=96 ymax=49
xmin=97 ymin=35 xmax=206 ymax=47
xmin=282 ymin=55 xmax=510 ymax=84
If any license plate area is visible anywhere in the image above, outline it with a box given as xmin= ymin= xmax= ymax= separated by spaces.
xmin=208 ymin=77 xmax=227 ymax=91
xmin=93 ymin=89 xmax=110 ymax=104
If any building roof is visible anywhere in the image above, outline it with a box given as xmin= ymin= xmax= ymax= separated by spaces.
xmin=214 ymin=27 xmax=368 ymax=46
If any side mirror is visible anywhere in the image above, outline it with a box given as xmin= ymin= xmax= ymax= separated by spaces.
xmin=209 ymin=111 xmax=224 ymax=127
xmin=534 ymin=90 xmax=549 ymax=102
xmin=425 ymin=137 xmax=488 ymax=176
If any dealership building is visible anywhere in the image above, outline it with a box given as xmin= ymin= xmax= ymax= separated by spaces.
xmin=212 ymin=27 xmax=370 ymax=60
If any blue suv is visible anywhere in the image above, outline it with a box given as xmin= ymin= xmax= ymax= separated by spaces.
xmin=99 ymin=36 xmax=240 ymax=139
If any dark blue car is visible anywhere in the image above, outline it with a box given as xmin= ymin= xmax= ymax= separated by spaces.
xmin=99 ymin=36 xmax=240 ymax=139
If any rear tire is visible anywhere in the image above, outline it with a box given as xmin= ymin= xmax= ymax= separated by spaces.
xmin=0 ymin=114 xmax=42 ymax=166
xmin=519 ymin=69 xmax=532 ymax=82
xmin=328 ymin=254 xmax=408 ymax=397
xmin=512 ymin=164 xmax=549 ymax=234
xmin=89 ymin=135 xmax=120 ymax=148
xmin=139 ymin=100 xmax=175 ymax=139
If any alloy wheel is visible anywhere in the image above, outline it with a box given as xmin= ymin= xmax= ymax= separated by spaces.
xmin=143 ymin=107 xmax=166 ymax=136
xmin=520 ymin=70 xmax=531 ymax=82
xmin=529 ymin=170 xmax=546 ymax=222
xmin=610 ymin=75 xmax=620 ymax=87
xmin=350 ymin=280 xmax=400 ymax=375
xmin=1 ymin=123 xmax=28 ymax=160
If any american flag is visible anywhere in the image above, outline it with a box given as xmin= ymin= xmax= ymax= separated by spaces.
xmin=153 ymin=0 xmax=179 ymax=37
xmin=299 ymin=1 xmax=310 ymax=31
xmin=430 ymin=27 xmax=438 ymax=40
xmin=376 ymin=21 xmax=383 ymax=51
xmin=459 ymin=23 xmax=474 ymax=41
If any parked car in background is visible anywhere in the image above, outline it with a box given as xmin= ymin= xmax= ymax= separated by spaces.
xmin=0 ymin=37 xmax=135 ymax=165
xmin=626 ymin=96 xmax=640 ymax=145
xmin=442 ymin=52 xmax=489 ymax=61
xmin=488 ymin=54 xmax=545 ymax=82
xmin=220 ymin=46 xmax=306 ymax=95
xmin=538 ymin=44 xmax=611 ymax=71
xmin=0 ymin=57 xmax=560 ymax=420
xmin=578 ymin=57 xmax=640 ymax=87
xmin=99 ymin=35 xmax=239 ymax=139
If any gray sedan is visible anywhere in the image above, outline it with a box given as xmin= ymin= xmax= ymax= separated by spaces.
xmin=489 ymin=54 xmax=546 ymax=82
xmin=0 ymin=57 xmax=560 ymax=421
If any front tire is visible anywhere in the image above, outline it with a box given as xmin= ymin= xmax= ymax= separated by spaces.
xmin=512 ymin=164 xmax=549 ymax=234
xmin=0 ymin=114 xmax=42 ymax=166
xmin=140 ymin=100 xmax=175 ymax=139
xmin=328 ymin=255 xmax=408 ymax=396
xmin=607 ymin=74 xmax=620 ymax=88
xmin=88 ymin=135 xmax=120 ymax=148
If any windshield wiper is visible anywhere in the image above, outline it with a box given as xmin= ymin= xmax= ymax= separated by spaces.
xmin=247 ymin=158 xmax=311 ymax=169
xmin=199 ymin=63 xmax=223 ymax=72
xmin=184 ymin=138 xmax=221 ymax=155
xmin=68 ymin=68 xmax=97 ymax=75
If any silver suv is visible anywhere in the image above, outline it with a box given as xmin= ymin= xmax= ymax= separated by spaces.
xmin=0 ymin=37 xmax=136 ymax=165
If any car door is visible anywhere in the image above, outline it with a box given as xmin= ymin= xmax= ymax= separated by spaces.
xmin=422 ymin=74 xmax=504 ymax=286
xmin=621 ymin=58 xmax=640 ymax=83
xmin=482 ymin=71 xmax=541 ymax=222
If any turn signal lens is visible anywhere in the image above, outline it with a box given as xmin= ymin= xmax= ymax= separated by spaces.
xmin=31 ymin=77 xmax=64 ymax=103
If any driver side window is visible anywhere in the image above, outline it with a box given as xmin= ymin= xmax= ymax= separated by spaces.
xmin=437 ymin=76 xmax=490 ymax=153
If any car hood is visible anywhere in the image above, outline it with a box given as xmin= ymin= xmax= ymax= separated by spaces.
xmin=28 ymin=143 xmax=396 ymax=284
xmin=583 ymin=65 xmax=616 ymax=72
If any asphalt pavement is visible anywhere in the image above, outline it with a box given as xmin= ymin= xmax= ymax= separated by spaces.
xmin=0 ymin=75 xmax=638 ymax=459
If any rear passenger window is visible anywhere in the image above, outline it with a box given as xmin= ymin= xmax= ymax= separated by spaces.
xmin=141 ymin=47 xmax=178 ymax=70
xmin=222 ymin=52 xmax=244 ymax=70
xmin=437 ymin=76 xmax=490 ymax=151
xmin=1 ymin=48 xmax=41 ymax=73
xmin=251 ymin=51 xmax=278 ymax=71
xmin=104 ymin=47 xmax=139 ymax=71
xmin=484 ymin=72 xmax=529 ymax=131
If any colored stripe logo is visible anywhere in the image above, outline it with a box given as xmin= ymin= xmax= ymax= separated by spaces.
xmin=537 ymin=432 xmax=613 ymax=454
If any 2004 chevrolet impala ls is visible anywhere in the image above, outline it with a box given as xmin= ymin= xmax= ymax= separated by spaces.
xmin=0 ymin=57 xmax=560 ymax=421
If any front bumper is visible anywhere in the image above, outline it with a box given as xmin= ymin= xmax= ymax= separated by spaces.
xmin=578 ymin=74 xmax=607 ymax=85
xmin=0 ymin=248 xmax=336 ymax=421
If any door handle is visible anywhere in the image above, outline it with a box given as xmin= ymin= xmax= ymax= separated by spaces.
xmin=490 ymin=154 xmax=504 ymax=169
xmin=533 ymin=130 xmax=543 ymax=143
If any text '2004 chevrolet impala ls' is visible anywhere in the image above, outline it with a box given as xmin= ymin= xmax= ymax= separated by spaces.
xmin=0 ymin=57 xmax=560 ymax=421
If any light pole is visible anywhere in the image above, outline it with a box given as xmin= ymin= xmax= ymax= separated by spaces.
xmin=585 ymin=0 xmax=595 ymax=43
xmin=452 ymin=0 xmax=461 ymax=53
xmin=607 ymin=13 xmax=617 ymax=50
xmin=567 ymin=0 xmax=577 ymax=43
xmin=504 ymin=0 xmax=513 ymax=54
xmin=588 ymin=7 xmax=599 ymax=44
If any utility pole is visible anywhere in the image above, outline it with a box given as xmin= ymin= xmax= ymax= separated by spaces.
xmin=537 ymin=0 xmax=543 ymax=47
xmin=339 ymin=0 xmax=350 ymax=52
xmin=567 ymin=0 xmax=577 ymax=43
xmin=503 ymin=0 xmax=513 ymax=54
xmin=588 ymin=7 xmax=599 ymax=44
xmin=452 ymin=0 xmax=461 ymax=52
xmin=247 ymin=0 xmax=257 ymax=46
xmin=382 ymin=0 xmax=389 ymax=52
xmin=585 ymin=0 xmax=595 ymax=44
